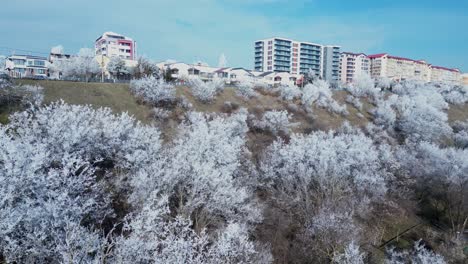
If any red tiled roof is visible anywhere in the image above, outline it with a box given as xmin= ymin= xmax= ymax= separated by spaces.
xmin=367 ymin=53 xmax=387 ymax=59
xmin=431 ymin=66 xmax=460 ymax=73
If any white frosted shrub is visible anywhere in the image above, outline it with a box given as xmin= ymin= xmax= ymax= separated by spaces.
xmin=130 ymin=77 xmax=176 ymax=106
xmin=189 ymin=77 xmax=224 ymax=102
xmin=302 ymin=80 xmax=348 ymax=115
xmin=279 ymin=84 xmax=302 ymax=101
xmin=253 ymin=110 xmax=293 ymax=135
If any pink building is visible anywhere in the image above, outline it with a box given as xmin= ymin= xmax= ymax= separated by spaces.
xmin=95 ymin=32 xmax=136 ymax=60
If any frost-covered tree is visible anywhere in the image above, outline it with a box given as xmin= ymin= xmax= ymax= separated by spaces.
xmin=0 ymin=84 xmax=43 ymax=107
xmin=302 ymin=80 xmax=348 ymax=115
xmin=218 ymin=53 xmax=227 ymax=68
xmin=397 ymin=142 xmax=468 ymax=238
xmin=347 ymin=73 xmax=379 ymax=98
xmin=51 ymin=45 xmax=64 ymax=55
xmin=253 ymin=110 xmax=293 ymax=135
xmin=395 ymin=95 xmax=452 ymax=142
xmin=130 ymin=77 xmax=177 ymax=106
xmin=188 ymin=77 xmax=224 ymax=103
xmin=332 ymin=241 xmax=365 ymax=264
xmin=0 ymin=128 xmax=109 ymax=263
xmin=260 ymin=128 xmax=394 ymax=259
xmin=0 ymin=102 xmax=162 ymax=262
xmin=279 ymin=84 xmax=302 ymax=101
xmin=107 ymin=56 xmax=129 ymax=80
xmin=60 ymin=48 xmax=101 ymax=82
xmin=436 ymin=84 xmax=468 ymax=105
xmin=452 ymin=120 xmax=468 ymax=148
xmin=386 ymin=240 xmax=446 ymax=264
xmin=113 ymin=193 xmax=271 ymax=263
xmin=372 ymin=96 xmax=398 ymax=128
xmin=132 ymin=57 xmax=161 ymax=79
xmin=235 ymin=78 xmax=258 ymax=99
xmin=130 ymin=111 xmax=261 ymax=231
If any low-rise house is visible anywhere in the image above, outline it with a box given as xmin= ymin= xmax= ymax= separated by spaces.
xmin=158 ymin=61 xmax=302 ymax=87
xmin=5 ymin=55 xmax=49 ymax=78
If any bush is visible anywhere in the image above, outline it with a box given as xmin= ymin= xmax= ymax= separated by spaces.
xmin=130 ymin=77 xmax=176 ymax=107
xmin=188 ymin=77 xmax=224 ymax=103
xmin=253 ymin=110 xmax=293 ymax=135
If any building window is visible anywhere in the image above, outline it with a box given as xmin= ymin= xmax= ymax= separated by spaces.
xmin=268 ymin=51 xmax=272 ymax=55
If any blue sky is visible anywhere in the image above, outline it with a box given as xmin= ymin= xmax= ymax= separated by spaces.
xmin=1 ymin=0 xmax=467 ymax=72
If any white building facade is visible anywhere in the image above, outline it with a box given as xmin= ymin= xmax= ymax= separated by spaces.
xmin=339 ymin=52 xmax=371 ymax=83
xmin=369 ymin=53 xmax=432 ymax=82
xmin=430 ymin=66 xmax=461 ymax=85
xmin=254 ymin=37 xmax=340 ymax=83
xmin=5 ymin=55 xmax=49 ymax=78
xmin=95 ymin=32 xmax=136 ymax=60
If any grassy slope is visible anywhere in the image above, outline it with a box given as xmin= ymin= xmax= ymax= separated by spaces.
xmin=15 ymin=79 xmax=154 ymax=123
xmin=6 ymin=79 xmax=468 ymax=128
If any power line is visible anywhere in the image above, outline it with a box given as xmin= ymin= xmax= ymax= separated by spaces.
xmin=0 ymin=46 xmax=49 ymax=56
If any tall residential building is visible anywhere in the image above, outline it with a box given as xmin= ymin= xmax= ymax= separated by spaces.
xmin=339 ymin=52 xmax=371 ymax=83
xmin=322 ymin=46 xmax=341 ymax=83
xmin=368 ymin=53 xmax=461 ymax=84
xmin=95 ymin=32 xmax=136 ymax=60
xmin=254 ymin=37 xmax=340 ymax=83
xmin=430 ymin=66 xmax=461 ymax=85
xmin=463 ymin=73 xmax=468 ymax=86
xmin=368 ymin=53 xmax=431 ymax=82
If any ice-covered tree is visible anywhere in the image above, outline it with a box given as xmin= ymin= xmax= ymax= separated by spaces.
xmin=218 ymin=53 xmax=227 ymax=68
xmin=107 ymin=56 xmax=129 ymax=80
xmin=130 ymin=77 xmax=176 ymax=106
xmin=60 ymin=48 xmax=101 ymax=82
xmin=188 ymin=77 xmax=224 ymax=103
xmin=302 ymin=80 xmax=348 ymax=115
xmin=112 ymin=193 xmax=271 ymax=263
xmin=260 ymin=129 xmax=392 ymax=223
xmin=131 ymin=57 xmax=161 ymax=79
xmin=130 ymin=111 xmax=261 ymax=231
xmin=386 ymin=240 xmax=446 ymax=264
xmin=51 ymin=45 xmax=64 ymax=55
xmin=332 ymin=241 xmax=365 ymax=264
xmin=253 ymin=110 xmax=293 ymax=135
xmin=395 ymin=95 xmax=452 ymax=142
xmin=397 ymin=142 xmax=468 ymax=238
xmin=0 ymin=102 xmax=162 ymax=262
xmin=347 ymin=72 xmax=379 ymax=98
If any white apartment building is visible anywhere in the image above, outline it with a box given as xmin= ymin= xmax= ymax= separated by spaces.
xmin=463 ymin=73 xmax=468 ymax=86
xmin=5 ymin=55 xmax=49 ymax=78
xmin=369 ymin=53 xmax=462 ymax=84
xmin=339 ymin=52 xmax=370 ymax=83
xmin=430 ymin=66 xmax=461 ymax=85
xmin=95 ymin=32 xmax=136 ymax=60
xmin=254 ymin=37 xmax=340 ymax=83
xmin=368 ymin=53 xmax=431 ymax=82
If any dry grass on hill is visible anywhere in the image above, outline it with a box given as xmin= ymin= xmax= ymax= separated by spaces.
xmin=5 ymin=80 xmax=468 ymax=134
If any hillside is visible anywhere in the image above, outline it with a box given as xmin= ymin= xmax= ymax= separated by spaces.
xmin=2 ymin=78 xmax=468 ymax=263
xmin=9 ymin=79 xmax=468 ymax=129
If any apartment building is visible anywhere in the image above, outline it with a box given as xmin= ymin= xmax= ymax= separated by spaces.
xmin=430 ymin=66 xmax=461 ymax=85
xmin=368 ymin=53 xmax=431 ymax=82
xmin=339 ymin=52 xmax=371 ymax=83
xmin=5 ymin=55 xmax=49 ymax=78
xmin=254 ymin=37 xmax=340 ymax=83
xmin=95 ymin=32 xmax=136 ymax=60
xmin=463 ymin=73 xmax=468 ymax=86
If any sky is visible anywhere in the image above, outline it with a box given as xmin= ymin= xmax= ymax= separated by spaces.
xmin=0 ymin=0 xmax=467 ymax=72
